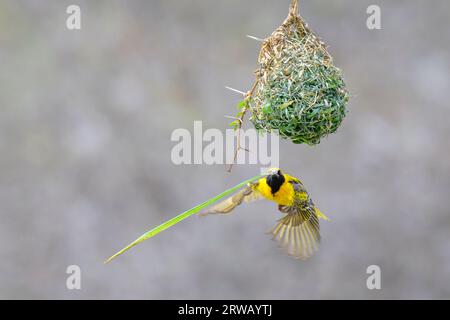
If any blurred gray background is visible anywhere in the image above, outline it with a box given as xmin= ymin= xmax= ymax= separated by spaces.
xmin=1 ymin=0 xmax=449 ymax=299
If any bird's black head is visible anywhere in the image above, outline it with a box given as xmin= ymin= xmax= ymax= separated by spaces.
xmin=266 ymin=168 xmax=285 ymax=195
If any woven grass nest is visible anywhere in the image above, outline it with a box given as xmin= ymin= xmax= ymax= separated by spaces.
xmin=245 ymin=0 xmax=349 ymax=145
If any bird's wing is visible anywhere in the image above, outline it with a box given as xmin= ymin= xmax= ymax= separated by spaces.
xmin=200 ymin=183 xmax=262 ymax=215
xmin=271 ymin=197 xmax=320 ymax=260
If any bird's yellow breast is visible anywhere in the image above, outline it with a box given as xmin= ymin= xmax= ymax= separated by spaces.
xmin=255 ymin=175 xmax=295 ymax=206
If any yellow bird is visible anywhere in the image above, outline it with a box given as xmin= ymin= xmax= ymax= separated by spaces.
xmin=201 ymin=168 xmax=329 ymax=260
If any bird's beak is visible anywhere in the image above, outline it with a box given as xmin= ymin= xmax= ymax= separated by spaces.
xmin=266 ymin=167 xmax=280 ymax=175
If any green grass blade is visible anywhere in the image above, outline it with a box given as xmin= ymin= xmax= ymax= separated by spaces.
xmin=104 ymin=174 xmax=264 ymax=264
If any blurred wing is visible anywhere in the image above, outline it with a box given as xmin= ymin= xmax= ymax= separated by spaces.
xmin=200 ymin=183 xmax=261 ymax=215
xmin=271 ymin=202 xmax=320 ymax=260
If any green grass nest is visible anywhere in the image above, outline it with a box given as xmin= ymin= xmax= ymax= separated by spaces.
xmin=248 ymin=4 xmax=349 ymax=145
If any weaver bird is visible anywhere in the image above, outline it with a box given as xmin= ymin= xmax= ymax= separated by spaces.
xmin=201 ymin=168 xmax=329 ymax=259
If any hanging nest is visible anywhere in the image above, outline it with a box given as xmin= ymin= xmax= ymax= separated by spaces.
xmin=245 ymin=0 xmax=349 ymax=145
